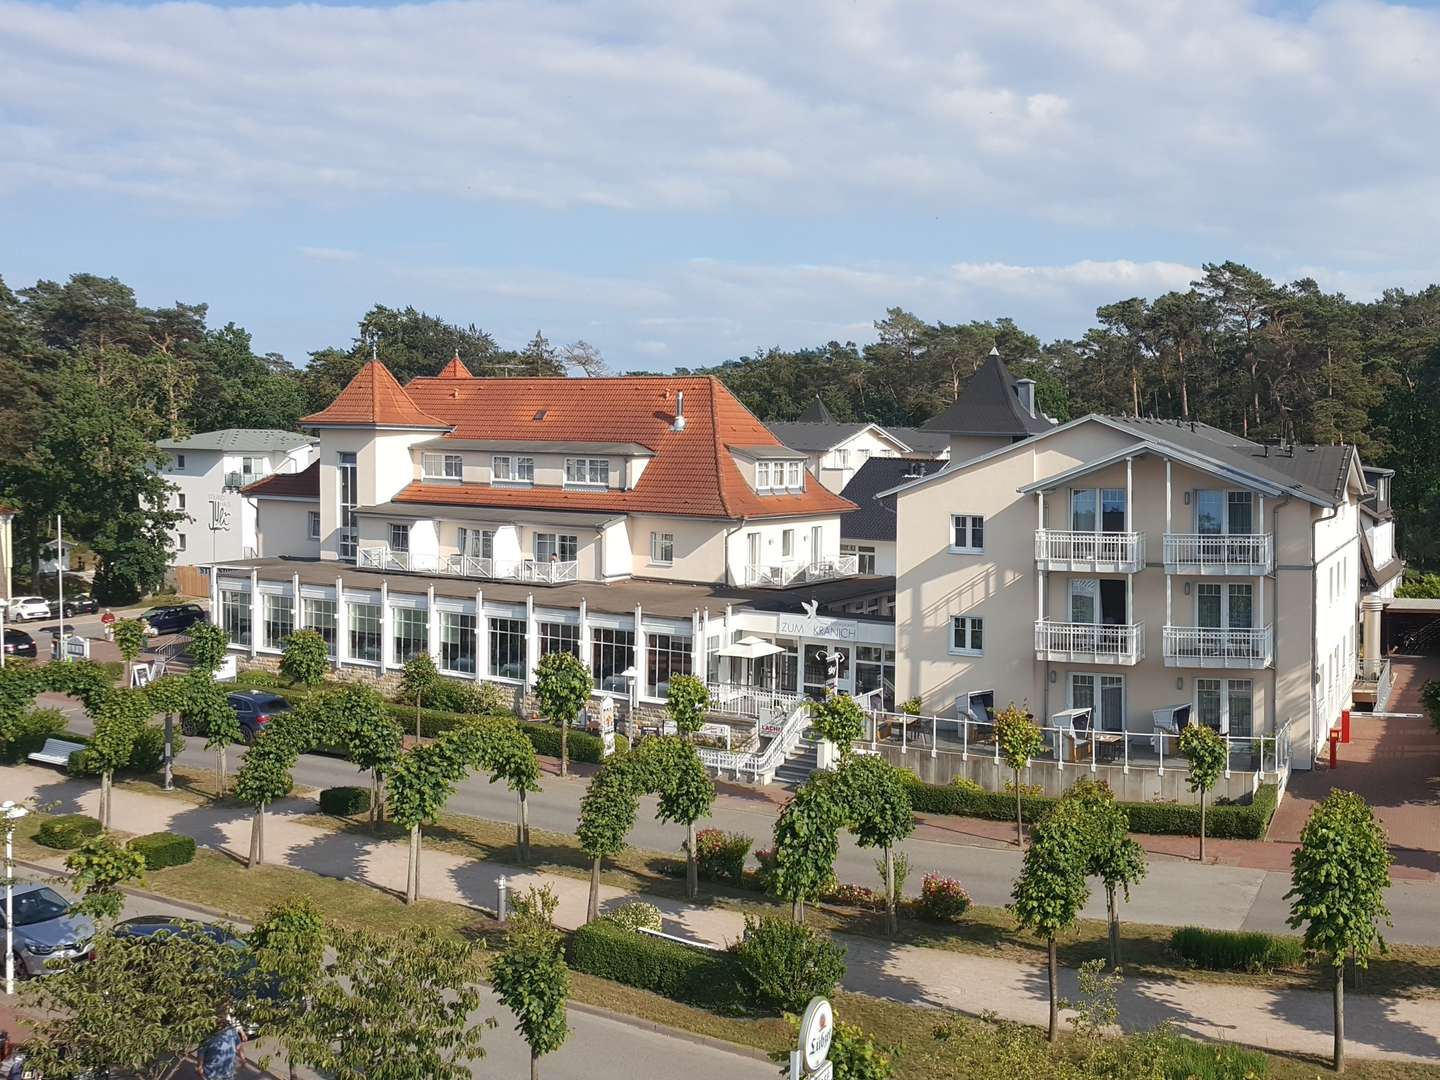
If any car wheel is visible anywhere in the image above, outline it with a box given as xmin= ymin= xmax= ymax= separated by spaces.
xmin=244 ymin=726 xmax=258 ymax=745
xmin=12 ymin=951 xmax=30 ymax=980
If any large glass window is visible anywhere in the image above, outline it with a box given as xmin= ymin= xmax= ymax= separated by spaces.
xmin=1196 ymin=678 xmax=1223 ymax=731
xmin=539 ymin=621 xmax=580 ymax=658
xmin=1227 ymin=491 xmax=1254 ymax=534
xmin=458 ymin=527 xmax=494 ymax=559
xmin=220 ymin=590 xmax=251 ymax=647
xmin=348 ymin=602 xmax=381 ymax=663
xmin=949 ymin=616 xmax=983 ymax=655
xmin=646 ymin=634 xmax=692 ymax=698
xmin=302 ymin=598 xmax=337 ymax=651
xmin=489 ymin=617 xmax=527 ymax=680
xmin=535 ymin=533 xmax=577 ymax=562
xmin=592 ymin=627 xmax=635 ymax=692
xmin=1229 ymin=679 xmax=1254 ymax=737
xmin=1070 ymin=489 xmax=1096 ymax=531
xmin=439 ymin=611 xmax=476 ymax=674
xmin=492 ymin=455 xmax=535 ymax=484
xmin=422 ymin=452 xmax=463 ymax=479
xmin=392 ymin=607 xmax=427 ymax=664
xmin=338 ymin=452 xmax=358 ymax=560
xmin=855 ymin=646 xmax=895 ymax=711
xmin=262 ymin=594 xmax=293 ymax=650
xmin=564 ymin=458 xmax=610 ymax=486
xmin=1071 ymin=673 xmax=1124 ymax=731
xmin=750 ymin=636 xmax=798 ymax=693
xmin=389 ymin=523 xmax=411 ymax=552
xmin=650 ymin=532 xmax=674 ymax=565
xmin=950 ymin=514 xmax=984 ymax=552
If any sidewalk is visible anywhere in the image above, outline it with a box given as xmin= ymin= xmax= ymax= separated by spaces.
xmin=6 ymin=764 xmax=1438 ymax=1065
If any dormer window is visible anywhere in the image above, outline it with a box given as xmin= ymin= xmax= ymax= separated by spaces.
xmin=565 ymin=458 xmax=610 ymax=487
xmin=756 ymin=460 xmax=804 ymax=493
xmin=422 ymin=452 xmax=463 ymax=480
xmin=493 ymin=455 xmax=535 ymax=485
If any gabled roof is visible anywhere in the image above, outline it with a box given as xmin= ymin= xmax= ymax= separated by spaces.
xmin=764 ymin=420 xmax=915 ymax=456
xmin=921 ymin=351 xmax=1051 ymax=437
xmin=885 ymin=426 xmax=950 ymax=456
xmin=300 ymin=361 xmax=452 ymax=429
xmin=155 ymin=429 xmax=316 ymax=453
xmin=436 ymin=353 xmax=473 ymax=380
xmin=242 ymin=461 xmax=319 ymax=499
xmin=839 ymin=457 xmax=946 ymax=542
xmin=796 ymin=395 xmax=837 ymax=423
xmin=391 ymin=370 xmax=855 ymax=520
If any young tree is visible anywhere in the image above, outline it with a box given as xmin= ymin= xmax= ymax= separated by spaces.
xmin=186 ymin=620 xmax=229 ymax=674
xmin=840 ymin=755 xmax=915 ymax=936
xmin=576 ymin=757 xmax=639 ymax=921
xmin=234 ymin=732 xmax=296 ymax=868
xmin=182 ymin=669 xmax=241 ymax=798
xmin=808 ymin=693 xmax=866 ymax=761
xmin=490 ymin=886 xmax=570 ymax=1080
xmin=1067 ymin=778 xmax=1147 ymax=969
xmin=279 ymin=628 xmax=330 ymax=688
xmin=533 ymin=650 xmax=590 ymax=778
xmin=769 ymin=773 xmax=843 ymax=924
xmin=1179 ymin=723 xmax=1228 ymax=862
xmin=111 ymin=618 xmax=146 ymax=687
xmin=1286 ymin=790 xmax=1392 ymax=1074
xmin=64 ymin=834 xmax=147 ymax=921
xmin=399 ymin=652 xmax=441 ymax=739
xmin=87 ymin=687 xmax=149 ymax=827
xmin=247 ymin=896 xmax=327 ymax=1080
xmin=665 ymin=673 xmax=710 ymax=738
xmin=288 ymin=926 xmax=492 ymax=1080
xmin=647 ymin=737 xmax=716 ymax=899
xmin=1010 ymin=797 xmax=1090 ymax=1041
xmin=994 ymin=704 xmax=1045 ymax=850
xmin=326 ymin=684 xmax=403 ymax=826
xmin=387 ymin=739 xmax=465 ymax=904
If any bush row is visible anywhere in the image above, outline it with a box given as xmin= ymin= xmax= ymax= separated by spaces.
xmin=319 ymin=786 xmax=371 ymax=816
xmin=1169 ymin=926 xmax=1306 ymax=973
xmin=129 ymin=831 xmax=197 ymax=870
xmin=35 ymin=814 xmax=103 ymax=850
xmin=901 ymin=775 xmax=1280 ymax=840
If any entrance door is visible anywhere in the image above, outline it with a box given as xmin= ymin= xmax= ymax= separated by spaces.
xmin=803 ymin=643 xmax=851 ymax=699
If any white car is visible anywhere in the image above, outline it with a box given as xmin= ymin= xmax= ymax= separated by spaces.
xmin=4 ymin=596 xmax=51 ymax=622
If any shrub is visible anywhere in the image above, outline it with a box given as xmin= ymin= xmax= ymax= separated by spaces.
xmin=319 ymin=786 xmax=372 ymax=816
xmin=0 ymin=708 xmax=67 ymax=764
xmin=279 ymin=629 xmax=330 ymax=687
xmin=234 ymin=670 xmax=287 ymax=690
xmin=948 ymin=775 xmax=983 ymax=794
xmin=127 ymin=724 xmax=185 ymax=773
xmin=823 ymin=882 xmax=885 ymax=911
xmin=918 ymin=874 xmax=971 ymax=921
xmin=568 ymin=918 xmax=738 ymax=1009
xmin=127 ymin=831 xmax=196 ymax=870
xmin=35 ymin=814 xmax=103 ymax=850
xmin=732 ymin=915 xmax=846 ymax=1013
xmin=1423 ymin=680 xmax=1440 ymax=734
xmin=694 ymin=828 xmax=751 ymax=886
xmin=824 ymin=1020 xmax=894 ymax=1080
xmin=518 ymin=720 xmax=626 ymax=764
xmin=65 ymin=746 xmax=100 ymax=777
xmin=605 ymin=901 xmax=663 ymax=933
xmin=1003 ymin=779 xmax=1045 ymax=798
xmin=1169 ymin=926 xmax=1306 ymax=973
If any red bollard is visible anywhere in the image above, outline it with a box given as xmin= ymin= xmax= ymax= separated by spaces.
xmin=1341 ymin=709 xmax=1351 ymax=744
xmin=1329 ymin=729 xmax=1339 ymax=769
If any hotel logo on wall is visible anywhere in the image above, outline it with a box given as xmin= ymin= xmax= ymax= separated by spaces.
xmin=778 ymin=599 xmax=859 ymax=641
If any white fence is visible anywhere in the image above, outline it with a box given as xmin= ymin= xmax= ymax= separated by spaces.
xmin=359 ymin=546 xmax=579 ymax=584
xmin=697 ymin=699 xmax=811 ymax=784
xmin=1162 ymin=532 xmax=1273 ymax=572
xmin=1035 ymin=621 xmax=1145 ymax=664
xmin=1034 ymin=530 xmax=1144 ymax=570
xmin=1162 ymin=625 xmax=1274 ymax=668
xmin=742 ymin=554 xmax=860 ymax=588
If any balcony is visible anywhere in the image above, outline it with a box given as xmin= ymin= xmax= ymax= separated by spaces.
xmin=1034 ymin=621 xmax=1145 ymax=665
xmin=224 ymin=470 xmax=262 ymax=491
xmin=1035 ymin=530 xmax=1145 ymax=573
xmin=1163 ymin=533 xmax=1273 ymax=575
xmin=1162 ymin=625 xmax=1274 ymax=669
xmin=357 ymin=546 xmax=580 ymax=585
xmin=744 ymin=554 xmax=859 ymax=589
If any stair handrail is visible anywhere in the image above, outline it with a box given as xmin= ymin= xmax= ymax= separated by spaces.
xmin=696 ymin=698 xmax=812 ymax=783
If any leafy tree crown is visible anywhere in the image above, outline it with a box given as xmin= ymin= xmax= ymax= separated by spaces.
xmin=533 ymin=651 xmax=591 ymax=726
xmin=808 ymin=693 xmax=865 ymax=753
xmin=994 ymin=704 xmax=1045 ymax=772
xmin=279 ymin=629 xmax=330 ymax=687
xmin=665 ymin=673 xmax=710 ymax=736
xmin=1285 ymin=790 xmax=1391 ymax=966
xmin=1179 ymin=723 xmax=1228 ymax=792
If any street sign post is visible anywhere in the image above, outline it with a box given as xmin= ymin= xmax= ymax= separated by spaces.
xmin=788 ymin=996 xmax=833 ymax=1079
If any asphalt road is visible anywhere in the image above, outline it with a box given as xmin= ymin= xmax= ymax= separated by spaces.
xmin=4 ymin=884 xmax=773 ymax=1080
xmin=49 ymin=698 xmax=1440 ymax=946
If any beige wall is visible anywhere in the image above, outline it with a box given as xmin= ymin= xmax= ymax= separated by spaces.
xmin=627 ymin=515 xmax=729 ymax=583
xmin=256 ymin=500 xmax=320 ymax=559
xmin=948 ymin=434 xmax=1015 ymax=464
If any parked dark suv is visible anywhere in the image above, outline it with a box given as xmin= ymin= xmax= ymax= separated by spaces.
xmin=226 ymin=690 xmax=291 ymax=743
xmin=141 ymin=603 xmax=207 ymax=635
xmin=3 ymin=628 xmax=37 ymax=658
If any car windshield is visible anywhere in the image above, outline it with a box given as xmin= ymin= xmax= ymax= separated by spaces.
xmin=13 ymin=888 xmax=70 ymax=926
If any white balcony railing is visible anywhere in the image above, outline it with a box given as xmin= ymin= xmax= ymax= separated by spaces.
xmin=1162 ymin=625 xmax=1274 ymax=668
xmin=1163 ymin=533 xmax=1273 ymax=574
xmin=743 ymin=554 xmax=859 ymax=588
xmin=1034 ymin=530 xmax=1145 ymax=572
xmin=1034 ymin=620 xmax=1145 ymax=665
xmin=359 ymin=546 xmax=579 ymax=585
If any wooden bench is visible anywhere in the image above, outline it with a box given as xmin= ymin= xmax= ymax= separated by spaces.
xmin=27 ymin=738 xmax=86 ymax=768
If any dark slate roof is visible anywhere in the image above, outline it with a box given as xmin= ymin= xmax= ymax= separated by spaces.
xmin=921 ymin=352 xmax=1051 ymax=436
xmin=1104 ymin=417 xmax=1356 ymax=505
xmin=796 ymin=395 xmax=837 ymax=423
xmin=765 ymin=420 xmax=875 ymax=452
xmin=839 ymin=457 xmax=947 ymax=541
xmin=887 ymin=426 xmax=951 ymax=456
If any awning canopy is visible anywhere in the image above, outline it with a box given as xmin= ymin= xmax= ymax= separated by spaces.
xmin=716 ymin=636 xmax=785 ymax=660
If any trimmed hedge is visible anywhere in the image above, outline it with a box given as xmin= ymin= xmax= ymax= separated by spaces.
xmin=35 ymin=814 xmax=103 ymax=850
xmin=902 ymin=775 xmax=1279 ymax=840
xmin=568 ymin=918 xmax=740 ymax=1010
xmin=128 ymin=831 xmax=197 ymax=870
xmin=518 ymin=720 xmax=628 ymax=764
xmin=319 ymin=786 xmax=371 ymax=816
xmin=1170 ymin=926 xmax=1305 ymax=973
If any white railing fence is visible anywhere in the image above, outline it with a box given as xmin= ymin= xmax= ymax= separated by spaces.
xmin=1163 ymin=625 xmax=1274 ymax=666
xmin=1034 ymin=530 xmax=1144 ymax=566
xmin=359 ymin=546 xmax=579 ymax=584
xmin=743 ymin=554 xmax=860 ymax=588
xmin=1163 ymin=532 xmax=1273 ymax=569
xmin=709 ymin=682 xmax=804 ymax=725
xmin=1035 ymin=621 xmax=1144 ymax=662
xmin=697 ymin=699 xmax=811 ymax=783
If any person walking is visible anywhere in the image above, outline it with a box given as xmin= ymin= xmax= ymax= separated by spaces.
xmin=197 ymin=1015 xmax=246 ymax=1080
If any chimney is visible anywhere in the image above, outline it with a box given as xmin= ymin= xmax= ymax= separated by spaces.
xmin=673 ymin=390 xmax=686 ymax=432
xmin=1015 ymin=378 xmax=1036 ymax=418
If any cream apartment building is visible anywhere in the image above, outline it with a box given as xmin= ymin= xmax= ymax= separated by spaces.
xmin=888 ymin=414 xmax=1370 ymax=770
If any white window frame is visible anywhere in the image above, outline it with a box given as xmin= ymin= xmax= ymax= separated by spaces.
xmin=1195 ymin=582 xmax=1255 ymax=629
xmin=833 ymin=448 xmax=850 ymax=468
xmin=842 ymin=543 xmax=877 ymax=575
xmin=422 ymin=452 xmax=463 ymax=480
xmin=565 ymin=458 xmax=610 ymax=487
xmin=757 ymin=460 xmax=804 ymax=492
xmin=492 ymin=455 xmax=535 ymax=485
xmin=949 ymin=615 xmax=984 ymax=656
xmin=649 ymin=531 xmax=675 ymax=566
xmin=1069 ymin=673 xmax=1126 ymax=730
xmin=781 ymin=529 xmax=795 ymax=559
xmin=175 ymin=454 xmax=185 ymax=470
xmin=1195 ymin=677 xmax=1253 ymax=735
xmin=535 ymin=532 xmax=578 ymax=562
xmin=388 ymin=523 xmax=411 ymax=552
xmin=177 ymin=533 xmax=186 ymax=551
xmin=950 ymin=514 xmax=984 ymax=554
xmin=307 ymin=510 xmax=321 ymax=540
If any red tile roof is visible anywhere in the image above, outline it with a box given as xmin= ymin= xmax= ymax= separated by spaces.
xmin=243 ymin=461 xmax=319 ymax=499
xmin=436 ymin=353 xmax=473 ymax=380
xmin=300 ymin=361 xmax=452 ymax=429
xmin=394 ymin=371 xmax=855 ymax=520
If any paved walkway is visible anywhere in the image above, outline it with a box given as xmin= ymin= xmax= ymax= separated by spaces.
xmin=7 ymin=764 xmax=1438 ymax=1065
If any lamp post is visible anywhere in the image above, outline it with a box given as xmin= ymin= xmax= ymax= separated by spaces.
xmin=3 ymin=799 xmax=30 ymax=995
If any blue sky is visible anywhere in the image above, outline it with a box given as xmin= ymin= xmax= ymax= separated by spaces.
xmin=5 ymin=0 xmax=1440 ymax=370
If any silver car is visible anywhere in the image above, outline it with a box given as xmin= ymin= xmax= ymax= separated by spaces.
xmin=3 ymin=883 xmax=94 ymax=976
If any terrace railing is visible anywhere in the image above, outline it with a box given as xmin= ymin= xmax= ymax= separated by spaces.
xmin=1034 ymin=530 xmax=1145 ymax=572
xmin=1163 ymin=533 xmax=1273 ymax=574
xmin=1162 ymin=625 xmax=1274 ymax=669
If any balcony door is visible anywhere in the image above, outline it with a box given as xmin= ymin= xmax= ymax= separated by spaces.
xmin=1070 ymin=673 xmax=1124 ymax=732
xmin=1196 ymin=583 xmax=1253 ymax=629
xmin=1070 ymin=489 xmax=1126 ymax=532
xmin=1069 ymin=579 xmax=1128 ymax=625
xmin=1195 ymin=490 xmax=1254 ymax=534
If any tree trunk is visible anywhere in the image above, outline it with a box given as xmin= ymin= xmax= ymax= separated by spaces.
xmin=369 ymin=771 xmax=379 ymax=827
xmin=531 ymin=1049 xmax=539 ymax=1080
xmin=1014 ymin=767 xmax=1025 ymax=850
xmin=587 ymin=856 xmax=601 ymax=922
xmin=792 ymin=897 xmax=802 ymax=925
xmin=406 ymin=824 xmax=421 ymax=904
xmin=884 ymin=844 xmax=896 ymax=937
xmin=517 ymin=788 xmax=530 ymax=863
xmin=374 ymin=770 xmax=386 ymax=825
xmin=561 ymin=718 xmax=569 ymax=778
xmin=163 ymin=713 xmax=174 ymax=791
xmin=248 ymin=803 xmax=264 ymax=868
xmin=1199 ymin=790 xmax=1207 ymax=863
xmin=100 ymin=770 xmax=112 ymax=829
xmin=1107 ymin=885 xmax=1120 ymax=970
xmin=215 ymin=747 xmax=227 ymax=799
xmin=416 ymin=693 xmax=422 ymax=741
xmin=1334 ymin=960 xmax=1345 ymax=1073
xmin=685 ymin=821 xmax=698 ymax=899
xmin=1047 ymin=937 xmax=1059 ymax=1042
